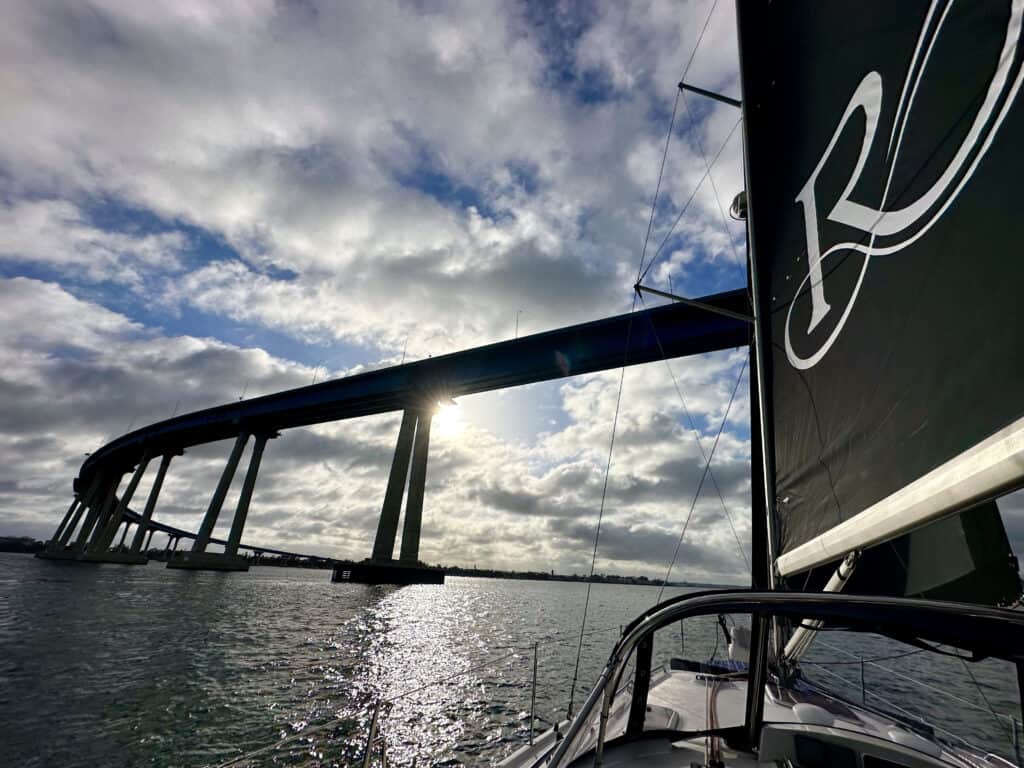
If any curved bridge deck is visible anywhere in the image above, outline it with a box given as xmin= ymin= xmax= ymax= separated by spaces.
xmin=42 ymin=290 xmax=750 ymax=574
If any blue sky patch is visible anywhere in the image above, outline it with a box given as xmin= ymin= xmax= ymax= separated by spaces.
xmin=392 ymin=135 xmax=504 ymax=220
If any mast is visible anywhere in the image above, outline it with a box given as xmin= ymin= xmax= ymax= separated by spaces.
xmin=733 ymin=14 xmax=777 ymax=595
xmin=736 ymin=0 xmax=777 ymax=749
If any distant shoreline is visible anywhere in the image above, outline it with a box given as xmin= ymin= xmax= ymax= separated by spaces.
xmin=0 ymin=535 xmax=739 ymax=588
xmin=429 ymin=563 xmax=738 ymax=589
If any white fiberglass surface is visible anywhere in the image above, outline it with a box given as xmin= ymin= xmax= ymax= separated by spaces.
xmin=560 ymin=612 xmax=753 ymax=764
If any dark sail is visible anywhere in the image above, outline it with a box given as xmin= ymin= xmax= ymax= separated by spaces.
xmin=785 ymin=501 xmax=1022 ymax=606
xmin=738 ymin=1 xmax=1024 ymax=580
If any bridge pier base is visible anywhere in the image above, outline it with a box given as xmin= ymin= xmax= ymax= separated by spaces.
xmin=79 ymin=550 xmax=149 ymax=565
xmin=36 ymin=547 xmax=86 ymax=562
xmin=37 ymin=546 xmax=149 ymax=565
xmin=167 ymin=551 xmax=250 ymax=571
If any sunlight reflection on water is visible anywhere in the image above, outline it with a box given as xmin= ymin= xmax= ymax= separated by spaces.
xmin=0 ymin=556 xmax=658 ymax=767
xmin=0 ymin=554 xmax=1019 ymax=768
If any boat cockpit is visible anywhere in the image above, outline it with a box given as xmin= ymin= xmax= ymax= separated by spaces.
xmin=502 ymin=590 xmax=1024 ymax=768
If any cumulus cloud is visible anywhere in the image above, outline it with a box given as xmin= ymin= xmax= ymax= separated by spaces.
xmin=0 ymin=0 xmax=748 ymax=356
xmin=0 ymin=277 xmax=754 ymax=582
xmin=1 ymin=1 xmax=1016 ymax=587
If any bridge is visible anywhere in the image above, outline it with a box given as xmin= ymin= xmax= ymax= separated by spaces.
xmin=38 ymin=289 xmax=749 ymax=578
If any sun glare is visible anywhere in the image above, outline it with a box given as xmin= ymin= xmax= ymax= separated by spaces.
xmin=434 ymin=401 xmax=463 ymax=438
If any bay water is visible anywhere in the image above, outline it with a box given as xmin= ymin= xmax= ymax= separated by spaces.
xmin=0 ymin=553 xmax=1019 ymax=766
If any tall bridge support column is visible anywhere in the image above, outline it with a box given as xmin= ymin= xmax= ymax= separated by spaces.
xmin=37 ymin=497 xmax=83 ymax=560
xmin=37 ymin=475 xmax=106 ymax=560
xmin=51 ymin=498 xmax=80 ymax=545
xmin=88 ymin=455 xmax=151 ymax=556
xmin=73 ymin=476 xmax=121 ymax=553
xmin=68 ymin=479 xmax=106 ymax=552
xmin=58 ymin=499 xmax=87 ymax=547
xmin=129 ymin=453 xmax=174 ymax=553
xmin=169 ymin=432 xmax=251 ymax=571
xmin=371 ymin=410 xmax=417 ymax=561
xmin=399 ymin=411 xmax=432 ymax=564
xmin=224 ymin=432 xmax=274 ymax=559
xmin=58 ymin=474 xmax=105 ymax=548
xmin=192 ymin=432 xmax=250 ymax=553
xmin=340 ymin=408 xmax=443 ymax=584
xmin=81 ymin=462 xmax=150 ymax=565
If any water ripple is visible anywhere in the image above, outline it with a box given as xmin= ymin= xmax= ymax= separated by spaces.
xmin=0 ymin=554 xmax=1019 ymax=767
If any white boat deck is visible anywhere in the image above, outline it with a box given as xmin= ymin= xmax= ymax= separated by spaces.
xmin=500 ymin=665 xmax=1012 ymax=768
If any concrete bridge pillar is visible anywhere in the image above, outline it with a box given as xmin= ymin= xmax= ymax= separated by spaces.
xmin=169 ymin=432 xmax=254 ymax=571
xmin=73 ymin=475 xmax=121 ymax=552
xmin=372 ymin=410 xmax=417 ymax=561
xmin=38 ymin=475 xmax=114 ymax=562
xmin=90 ymin=455 xmax=150 ymax=553
xmin=58 ymin=500 xmax=86 ymax=547
xmin=52 ymin=498 xmax=81 ymax=545
xmin=192 ymin=432 xmax=250 ymax=553
xmin=225 ymin=432 xmax=274 ymax=557
xmin=144 ymin=528 xmax=155 ymax=551
xmin=354 ymin=408 xmax=440 ymax=582
xmin=130 ymin=453 xmax=174 ymax=553
xmin=117 ymin=521 xmax=130 ymax=549
xmin=399 ymin=411 xmax=433 ymax=564
xmin=57 ymin=474 xmax=104 ymax=548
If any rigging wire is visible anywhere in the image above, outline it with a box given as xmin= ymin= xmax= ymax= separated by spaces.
xmin=802 ymin=666 xmax=991 ymax=751
xmin=656 ymin=354 xmax=748 ymax=603
xmin=637 ymin=90 xmax=682 ymax=284
xmin=567 ymin=0 xmax=726 ymax=717
xmin=636 ymin=0 xmax=721 ymax=282
xmin=386 ymin=649 xmax=521 ymax=703
xmin=815 ymin=637 xmax=1016 ymax=723
xmin=565 ymin=331 xmax=632 ymax=718
xmin=806 ymin=648 xmax=925 ymax=665
xmin=958 ymin=656 xmax=1016 ymax=745
xmin=639 ymin=295 xmax=750 ymax=572
xmin=680 ymin=0 xmax=721 ymax=95
xmin=680 ymin=91 xmax=745 ymax=278
xmin=638 ymin=116 xmax=743 ymax=284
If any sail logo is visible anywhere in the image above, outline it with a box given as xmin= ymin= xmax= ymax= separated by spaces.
xmin=785 ymin=0 xmax=1024 ymax=370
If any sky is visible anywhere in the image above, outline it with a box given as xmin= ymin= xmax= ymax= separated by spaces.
xmin=0 ymin=0 xmax=1020 ymax=586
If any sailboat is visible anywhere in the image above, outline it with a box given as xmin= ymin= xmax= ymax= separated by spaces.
xmin=496 ymin=1 xmax=1024 ymax=766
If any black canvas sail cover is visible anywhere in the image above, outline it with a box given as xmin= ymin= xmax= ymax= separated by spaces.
xmin=738 ymin=0 xmax=1024 ymax=603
